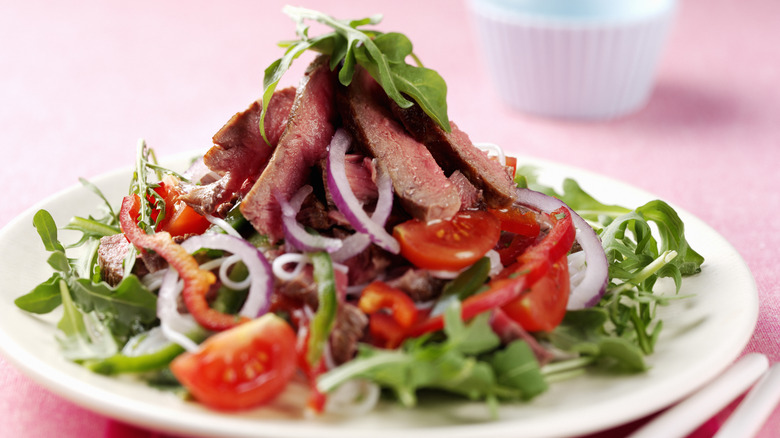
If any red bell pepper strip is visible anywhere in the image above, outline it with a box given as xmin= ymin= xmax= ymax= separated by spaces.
xmin=119 ymin=195 xmax=248 ymax=332
xmin=358 ymin=281 xmax=419 ymax=348
xmin=408 ymin=206 xmax=575 ymax=337
xmin=367 ymin=312 xmax=409 ymax=349
xmin=488 ymin=207 xmax=541 ymax=238
xmin=359 ymin=282 xmax=418 ymax=328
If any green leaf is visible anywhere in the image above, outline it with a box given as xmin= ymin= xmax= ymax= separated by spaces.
xmin=259 ymin=39 xmax=315 ymax=144
xmin=443 ymin=303 xmax=500 ymax=355
xmin=547 ymin=308 xmax=648 ymax=373
xmin=14 ymin=273 xmax=64 ymax=313
xmin=372 ymin=32 xmax=413 ymax=63
xmin=491 ymin=340 xmax=548 ymax=400
xmin=557 ymin=178 xmax=631 ymax=223
xmin=259 ymin=7 xmax=451 ymax=142
xmin=441 ymin=257 xmax=491 ymax=300
xmin=67 ymin=275 xmax=158 ymax=343
xmin=46 ymin=251 xmax=72 ymax=273
xmin=56 ymin=278 xmax=118 ymax=360
xmin=32 ymin=210 xmax=65 ymax=253
xmin=636 ymin=200 xmax=705 ymax=276
xmin=65 ymin=216 xmax=120 ymax=239
xmin=318 ymin=303 xmax=513 ymax=408
xmin=354 ymin=43 xmax=450 ymax=131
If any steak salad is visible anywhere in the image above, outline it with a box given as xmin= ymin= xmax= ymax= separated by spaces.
xmin=15 ymin=7 xmax=704 ymax=416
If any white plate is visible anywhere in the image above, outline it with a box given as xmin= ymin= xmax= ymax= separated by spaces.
xmin=0 ymin=152 xmax=758 ymax=438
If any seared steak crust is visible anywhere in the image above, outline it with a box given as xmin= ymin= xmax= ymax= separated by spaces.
xmin=392 ymin=103 xmax=517 ymax=208
xmin=240 ymin=55 xmax=338 ymax=242
xmin=338 ymin=67 xmax=460 ymax=222
xmin=205 ymin=88 xmax=296 ymax=176
xmin=181 ymin=88 xmax=296 ymax=217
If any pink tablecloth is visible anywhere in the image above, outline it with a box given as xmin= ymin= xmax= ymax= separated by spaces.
xmin=1 ymin=0 xmax=778 ymax=436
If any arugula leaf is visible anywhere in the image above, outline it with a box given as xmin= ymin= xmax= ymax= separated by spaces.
xmin=14 ymin=273 xmax=63 ymax=313
xmin=318 ymin=303 xmax=547 ymax=408
xmin=68 ymin=276 xmax=158 ymax=344
xmin=56 ymin=278 xmax=119 ymax=361
xmin=33 ymin=209 xmax=66 ymax=253
xmin=65 ymin=216 xmax=120 ymax=241
xmin=547 ymin=308 xmax=647 ymax=373
xmin=516 ymin=167 xmax=704 ymax=356
xmin=491 ymin=340 xmax=548 ymax=400
xmin=129 ymin=139 xmax=164 ymax=234
xmin=260 ymin=7 xmax=450 ymax=144
xmin=16 ymin=209 xmax=159 ymax=353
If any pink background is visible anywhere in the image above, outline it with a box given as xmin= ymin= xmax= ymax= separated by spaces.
xmin=1 ymin=0 xmax=778 ymax=437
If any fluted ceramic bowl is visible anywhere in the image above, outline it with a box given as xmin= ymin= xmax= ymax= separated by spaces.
xmin=468 ymin=0 xmax=677 ymax=119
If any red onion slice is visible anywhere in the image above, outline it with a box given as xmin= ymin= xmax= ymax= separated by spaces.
xmin=327 ymin=129 xmax=400 ymax=254
xmin=515 ymin=187 xmax=609 ymax=309
xmin=157 ymin=234 xmax=274 ymax=351
xmin=277 ymin=185 xmax=344 ymax=253
xmin=331 ymin=165 xmax=394 ymax=262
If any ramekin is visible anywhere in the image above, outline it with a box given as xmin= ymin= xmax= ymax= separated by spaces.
xmin=467 ymin=0 xmax=677 ymax=119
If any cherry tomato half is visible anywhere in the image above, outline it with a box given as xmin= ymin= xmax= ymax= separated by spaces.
xmin=169 ymin=314 xmax=297 ymax=411
xmin=393 ymin=210 xmax=501 ymax=271
xmin=501 ymin=254 xmax=570 ymax=332
xmin=150 ymin=179 xmax=210 ymax=237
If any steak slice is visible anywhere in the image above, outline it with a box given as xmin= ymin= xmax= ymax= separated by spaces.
xmin=205 ymin=87 xmax=296 ymax=176
xmin=338 ymin=67 xmax=460 ymax=222
xmin=181 ymin=88 xmax=296 ymax=217
xmin=240 ymin=55 xmax=338 ymax=242
xmin=97 ymin=234 xmax=130 ymax=286
xmin=391 ymin=103 xmax=518 ymax=208
xmin=329 ymin=302 xmax=368 ymax=365
xmin=449 ymin=170 xmax=482 ymax=210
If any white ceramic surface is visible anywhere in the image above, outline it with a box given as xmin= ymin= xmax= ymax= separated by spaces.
xmin=0 ymin=152 xmax=758 ymax=438
xmin=468 ymin=0 xmax=677 ymax=119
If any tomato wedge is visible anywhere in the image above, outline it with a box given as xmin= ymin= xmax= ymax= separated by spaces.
xmin=170 ymin=314 xmax=297 ymax=411
xmin=501 ymin=255 xmax=570 ymax=332
xmin=150 ymin=179 xmax=211 ymax=237
xmin=393 ymin=210 xmax=501 ymax=271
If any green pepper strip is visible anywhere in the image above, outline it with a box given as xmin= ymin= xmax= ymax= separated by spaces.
xmin=442 ymin=257 xmax=492 ymax=301
xmin=307 ymin=251 xmax=338 ymax=367
xmin=84 ymin=343 xmax=185 ymax=375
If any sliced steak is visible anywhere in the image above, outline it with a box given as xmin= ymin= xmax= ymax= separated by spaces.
xmin=330 ymin=302 xmax=368 ymax=365
xmin=385 ymin=268 xmax=444 ymax=302
xmin=205 ymin=87 xmax=296 ymax=176
xmin=97 ymin=234 xmax=178 ymax=286
xmin=449 ymin=170 xmax=482 ymax=210
xmin=240 ymin=55 xmax=338 ymax=242
xmin=391 ymin=103 xmax=517 ymax=208
xmin=181 ymin=88 xmax=296 ymax=216
xmin=339 ymin=241 xmax=394 ymax=286
xmin=98 ymin=234 xmax=131 ymax=287
xmin=274 ymin=264 xmax=319 ymax=309
xmin=343 ymin=154 xmax=378 ymax=206
xmin=337 ymin=67 xmax=461 ymax=222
